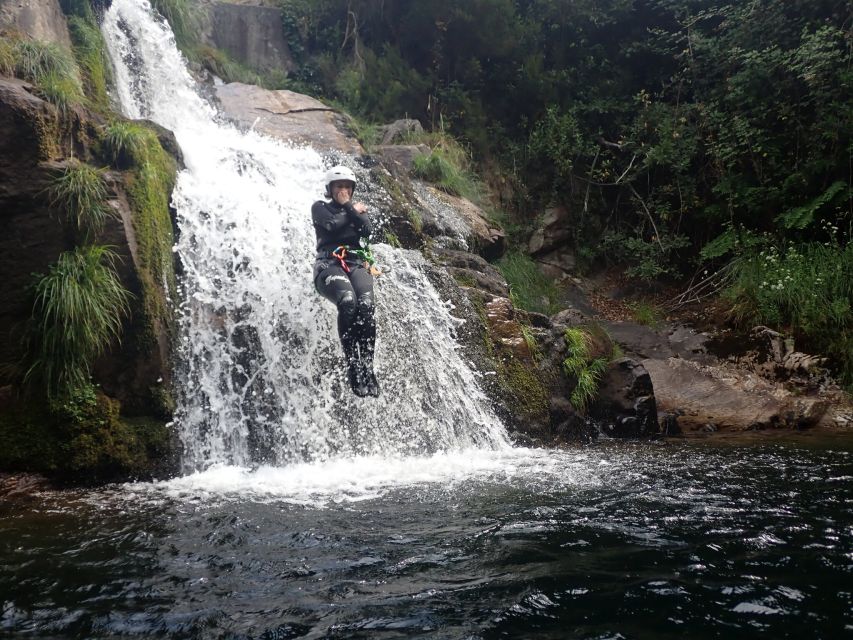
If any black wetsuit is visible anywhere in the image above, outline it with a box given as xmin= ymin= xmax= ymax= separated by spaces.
xmin=312 ymin=199 xmax=379 ymax=397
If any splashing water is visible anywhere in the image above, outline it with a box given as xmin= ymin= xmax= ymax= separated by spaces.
xmin=102 ymin=0 xmax=509 ymax=473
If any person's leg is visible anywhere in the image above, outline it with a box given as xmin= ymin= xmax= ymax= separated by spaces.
xmin=348 ymin=267 xmax=379 ymax=396
xmin=315 ymin=265 xmax=368 ymax=395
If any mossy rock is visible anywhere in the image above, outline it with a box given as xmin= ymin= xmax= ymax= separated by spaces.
xmin=0 ymin=387 xmax=175 ymax=483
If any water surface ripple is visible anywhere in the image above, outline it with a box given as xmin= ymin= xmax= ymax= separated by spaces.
xmin=2 ymin=440 xmax=851 ymax=638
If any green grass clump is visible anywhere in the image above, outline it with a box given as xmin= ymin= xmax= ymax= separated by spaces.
xmin=23 ymin=245 xmax=132 ymax=398
xmin=35 ymin=70 xmax=84 ymax=114
xmin=12 ymin=38 xmax=78 ymax=83
xmin=0 ymin=37 xmax=15 ymax=75
xmin=497 ymin=251 xmax=561 ymax=315
xmin=630 ymin=300 xmax=663 ymax=327
xmin=563 ymin=327 xmax=613 ymax=413
xmin=48 ymin=161 xmax=113 ymax=234
xmin=103 ymin=120 xmax=148 ymax=167
xmin=726 ymin=241 xmax=853 ymax=386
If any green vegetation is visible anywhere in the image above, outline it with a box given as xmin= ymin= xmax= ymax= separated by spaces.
xmin=103 ymin=120 xmax=179 ymax=353
xmin=48 ymin=160 xmax=112 ymax=233
xmin=150 ymin=0 xmax=198 ymax=51
xmin=726 ymin=241 xmax=853 ymax=385
xmin=67 ymin=15 xmax=112 ymax=111
xmin=272 ymin=0 xmax=851 ymax=385
xmin=562 ymin=327 xmax=613 ymax=413
xmin=4 ymin=36 xmax=85 ymax=112
xmin=497 ymin=252 xmax=561 ymax=315
xmin=22 ymin=245 xmax=131 ymax=399
xmin=0 ymin=385 xmax=171 ymax=479
xmin=630 ymin=300 xmax=663 ymax=328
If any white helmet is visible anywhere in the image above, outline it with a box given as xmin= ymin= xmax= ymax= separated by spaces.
xmin=324 ymin=165 xmax=357 ymax=197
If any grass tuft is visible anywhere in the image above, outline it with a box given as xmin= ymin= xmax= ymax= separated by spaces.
xmin=48 ymin=161 xmax=113 ymax=234
xmin=497 ymin=251 xmax=561 ymax=315
xmin=23 ymin=245 xmax=132 ymax=398
xmin=35 ymin=70 xmax=84 ymax=114
xmin=562 ymin=327 xmax=613 ymax=413
xmin=13 ymin=38 xmax=78 ymax=84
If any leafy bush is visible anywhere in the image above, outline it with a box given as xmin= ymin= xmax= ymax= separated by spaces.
xmin=48 ymin=161 xmax=113 ymax=234
xmin=497 ymin=252 xmax=561 ymax=315
xmin=23 ymin=245 xmax=132 ymax=398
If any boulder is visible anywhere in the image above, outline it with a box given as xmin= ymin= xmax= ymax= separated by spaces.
xmin=214 ymin=83 xmax=363 ymax=154
xmin=528 ymin=205 xmax=572 ymax=255
xmin=0 ymin=78 xmax=178 ymax=417
xmin=430 ymin=247 xmax=509 ymax=298
xmin=373 ymin=144 xmax=430 ymax=172
xmin=642 ymin=357 xmax=829 ymax=431
xmin=379 ymin=118 xmax=423 ymax=145
xmin=0 ymin=0 xmax=71 ymax=47
xmin=414 ymin=182 xmax=506 ymax=259
xmin=590 ymin=358 xmax=659 ymax=437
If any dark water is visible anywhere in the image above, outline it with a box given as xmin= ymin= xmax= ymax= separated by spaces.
xmin=2 ymin=438 xmax=851 ymax=639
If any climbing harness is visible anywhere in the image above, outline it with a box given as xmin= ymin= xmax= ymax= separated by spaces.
xmin=332 ymin=240 xmax=384 ymax=276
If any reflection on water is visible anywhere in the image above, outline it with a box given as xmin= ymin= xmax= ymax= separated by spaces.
xmin=2 ymin=440 xmax=851 ymax=638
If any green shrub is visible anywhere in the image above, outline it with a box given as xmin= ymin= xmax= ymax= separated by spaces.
xmin=23 ymin=245 xmax=132 ymax=398
xmin=48 ymin=160 xmax=112 ymax=233
xmin=562 ymin=327 xmax=612 ymax=413
xmin=497 ymin=251 xmax=561 ymax=315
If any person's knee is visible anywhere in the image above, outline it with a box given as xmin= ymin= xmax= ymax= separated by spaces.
xmin=337 ymin=291 xmax=357 ymax=324
xmin=357 ymin=292 xmax=375 ymax=319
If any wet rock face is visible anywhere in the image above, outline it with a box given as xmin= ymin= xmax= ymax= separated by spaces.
xmin=202 ymin=2 xmax=294 ymax=74
xmin=0 ymin=0 xmax=71 ymax=47
xmin=0 ymin=79 xmax=69 ymax=368
xmin=590 ymin=358 xmax=659 ymax=438
xmin=214 ymin=83 xmax=364 ymax=155
xmin=414 ymin=184 xmax=506 ymax=260
xmin=0 ymin=78 xmax=178 ymax=416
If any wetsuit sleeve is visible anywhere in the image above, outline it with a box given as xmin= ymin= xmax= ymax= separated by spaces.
xmin=342 ymin=202 xmax=373 ymax=238
xmin=312 ymin=200 xmax=356 ymax=233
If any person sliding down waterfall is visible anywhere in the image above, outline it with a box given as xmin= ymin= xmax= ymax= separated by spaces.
xmin=312 ymin=165 xmax=381 ymax=397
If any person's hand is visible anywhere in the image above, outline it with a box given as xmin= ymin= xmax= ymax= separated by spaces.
xmin=352 ymin=202 xmax=367 ymax=214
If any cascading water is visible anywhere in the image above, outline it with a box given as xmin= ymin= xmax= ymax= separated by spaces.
xmin=102 ymin=0 xmax=510 ymax=473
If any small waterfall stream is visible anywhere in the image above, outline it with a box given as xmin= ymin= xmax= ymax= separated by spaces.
xmin=102 ymin=0 xmax=509 ymax=473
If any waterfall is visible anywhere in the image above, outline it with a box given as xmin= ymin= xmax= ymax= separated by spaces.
xmin=102 ymin=0 xmax=510 ymax=473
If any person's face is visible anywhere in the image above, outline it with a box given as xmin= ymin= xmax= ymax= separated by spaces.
xmin=331 ymin=181 xmax=354 ymax=205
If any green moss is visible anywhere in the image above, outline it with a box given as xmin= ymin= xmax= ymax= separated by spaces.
xmin=117 ymin=123 xmax=179 ymax=352
xmin=67 ymin=15 xmax=112 ymax=113
xmin=468 ymin=292 xmax=549 ymax=423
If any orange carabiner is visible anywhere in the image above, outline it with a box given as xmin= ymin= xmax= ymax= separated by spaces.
xmin=332 ymin=245 xmax=351 ymax=273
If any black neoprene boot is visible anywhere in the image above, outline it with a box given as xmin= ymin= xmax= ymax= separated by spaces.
xmin=342 ymin=333 xmax=369 ymax=397
xmin=358 ymin=340 xmax=380 ymax=397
